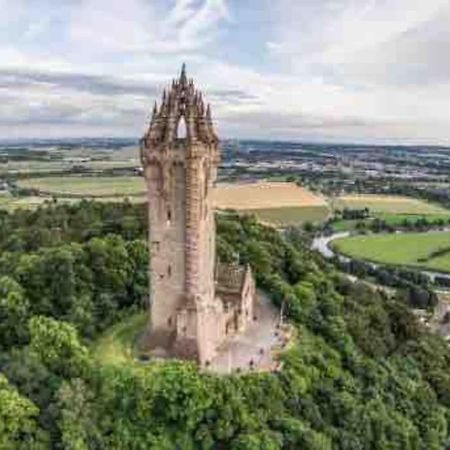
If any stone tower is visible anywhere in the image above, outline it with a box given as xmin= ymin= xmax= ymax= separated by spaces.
xmin=140 ymin=65 xmax=224 ymax=364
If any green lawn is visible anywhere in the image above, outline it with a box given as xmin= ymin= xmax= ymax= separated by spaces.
xmin=91 ymin=312 xmax=147 ymax=366
xmin=244 ymin=205 xmax=330 ymax=226
xmin=1 ymin=147 xmax=139 ymax=174
xmin=334 ymin=195 xmax=449 ymax=215
xmin=332 ymin=231 xmax=450 ymax=273
xmin=18 ymin=176 xmax=146 ymax=197
xmin=377 ymin=212 xmax=450 ymax=224
xmin=0 ymin=195 xmax=146 ymax=211
xmin=0 ymin=195 xmax=53 ymax=210
xmin=331 ymin=213 xmax=450 ymax=232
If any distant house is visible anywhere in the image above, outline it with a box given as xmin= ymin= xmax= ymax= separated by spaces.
xmin=0 ymin=180 xmax=9 ymax=194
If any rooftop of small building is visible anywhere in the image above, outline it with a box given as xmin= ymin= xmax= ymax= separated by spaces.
xmin=215 ymin=261 xmax=251 ymax=294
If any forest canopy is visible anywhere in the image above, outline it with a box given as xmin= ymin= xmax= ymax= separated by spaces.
xmin=1 ymin=201 xmax=450 ymax=449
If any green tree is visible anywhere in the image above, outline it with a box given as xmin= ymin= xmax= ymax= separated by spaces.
xmin=28 ymin=316 xmax=90 ymax=378
xmin=0 ymin=276 xmax=30 ymax=348
xmin=0 ymin=373 xmax=49 ymax=450
xmin=56 ymin=378 xmax=100 ymax=450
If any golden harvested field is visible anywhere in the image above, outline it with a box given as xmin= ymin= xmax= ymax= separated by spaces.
xmin=213 ymin=182 xmax=327 ymax=210
xmin=335 ymin=194 xmax=450 ymax=215
xmin=17 ymin=178 xmax=325 ymax=209
xmin=9 ymin=179 xmax=330 ymax=226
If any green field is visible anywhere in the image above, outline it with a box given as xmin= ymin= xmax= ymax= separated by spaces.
xmin=334 ymin=194 xmax=449 ymax=215
xmin=244 ymin=205 xmax=330 ymax=226
xmin=331 ymin=213 xmax=450 ymax=232
xmin=0 ymin=146 xmax=140 ymax=176
xmin=377 ymin=212 xmax=450 ymax=224
xmin=18 ymin=176 xmax=146 ymax=197
xmin=91 ymin=312 xmax=147 ymax=366
xmin=331 ymin=194 xmax=450 ymax=232
xmin=332 ymin=231 xmax=450 ymax=273
xmin=0 ymin=195 xmax=53 ymax=210
xmin=0 ymin=195 xmax=146 ymax=211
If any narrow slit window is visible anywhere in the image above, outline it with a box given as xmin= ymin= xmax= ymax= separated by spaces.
xmin=176 ymin=116 xmax=187 ymax=139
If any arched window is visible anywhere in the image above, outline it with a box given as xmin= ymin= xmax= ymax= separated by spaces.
xmin=176 ymin=115 xmax=187 ymax=139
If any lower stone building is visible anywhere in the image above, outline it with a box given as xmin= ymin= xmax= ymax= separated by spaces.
xmin=215 ymin=262 xmax=256 ymax=336
xmin=172 ymin=263 xmax=256 ymax=363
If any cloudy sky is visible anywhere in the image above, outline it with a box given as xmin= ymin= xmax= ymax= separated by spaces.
xmin=1 ymin=0 xmax=450 ymax=144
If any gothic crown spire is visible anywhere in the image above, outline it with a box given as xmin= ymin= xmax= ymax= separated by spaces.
xmin=144 ymin=64 xmax=218 ymax=144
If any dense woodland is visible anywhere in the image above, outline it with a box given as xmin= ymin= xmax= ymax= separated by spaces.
xmin=2 ymin=201 xmax=450 ymax=448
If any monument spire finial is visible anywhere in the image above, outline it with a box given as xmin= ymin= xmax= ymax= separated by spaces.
xmin=180 ymin=62 xmax=187 ymax=85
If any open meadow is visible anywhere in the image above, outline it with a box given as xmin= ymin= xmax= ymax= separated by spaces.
xmin=213 ymin=181 xmax=329 ymax=225
xmin=0 ymin=144 xmax=140 ymax=176
xmin=331 ymin=194 xmax=450 ymax=231
xmin=332 ymin=231 xmax=450 ymax=273
xmin=10 ymin=178 xmax=331 ymax=226
xmin=17 ymin=176 xmax=146 ymax=197
xmin=0 ymin=195 xmax=54 ymax=210
xmin=10 ymin=179 xmax=450 ymax=230
xmin=241 ymin=206 xmax=330 ymax=226
xmin=214 ymin=182 xmax=327 ymax=209
xmin=334 ymin=194 xmax=449 ymax=215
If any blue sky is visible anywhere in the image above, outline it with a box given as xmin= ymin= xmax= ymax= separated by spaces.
xmin=1 ymin=0 xmax=450 ymax=144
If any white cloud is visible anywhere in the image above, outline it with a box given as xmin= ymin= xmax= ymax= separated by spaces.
xmin=0 ymin=0 xmax=449 ymax=144
xmin=270 ymin=0 xmax=449 ymax=64
xmin=67 ymin=0 xmax=229 ymax=56
xmin=176 ymin=0 xmax=229 ymax=43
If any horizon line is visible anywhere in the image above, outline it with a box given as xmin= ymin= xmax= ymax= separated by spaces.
xmin=0 ymin=136 xmax=449 ymax=149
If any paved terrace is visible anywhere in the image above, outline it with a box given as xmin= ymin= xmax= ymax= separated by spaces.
xmin=207 ymin=291 xmax=291 ymax=374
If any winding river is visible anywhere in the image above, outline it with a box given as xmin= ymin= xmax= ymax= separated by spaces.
xmin=311 ymin=231 xmax=450 ymax=284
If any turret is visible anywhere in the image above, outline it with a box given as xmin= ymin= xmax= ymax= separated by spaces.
xmin=206 ymin=104 xmax=218 ymax=143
